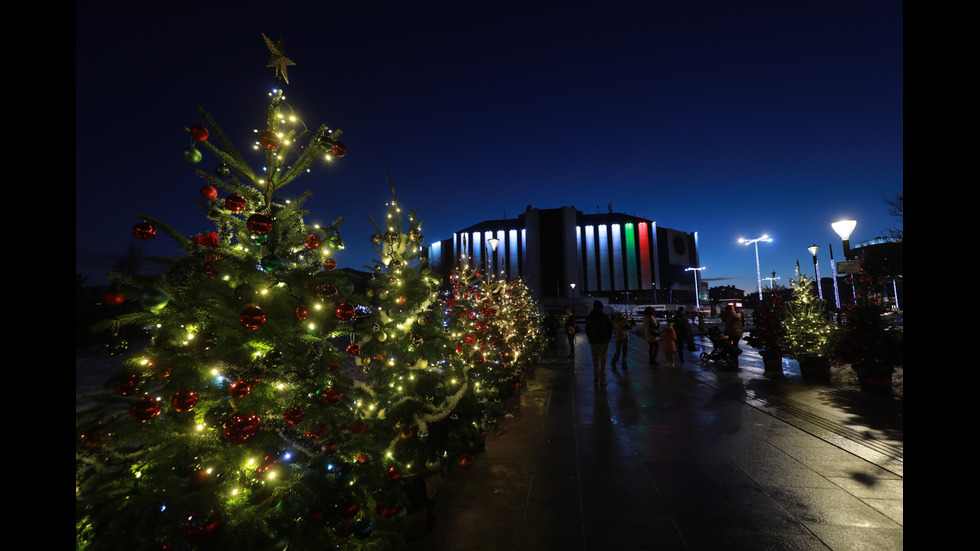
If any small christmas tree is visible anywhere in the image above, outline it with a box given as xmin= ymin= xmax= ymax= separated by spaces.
xmin=832 ymin=271 xmax=903 ymax=389
xmin=353 ymin=178 xmax=486 ymax=478
xmin=745 ymin=291 xmax=787 ymax=354
xmin=783 ymin=262 xmax=835 ymax=358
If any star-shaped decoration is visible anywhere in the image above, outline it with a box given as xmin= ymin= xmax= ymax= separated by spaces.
xmin=262 ymin=33 xmax=296 ymax=84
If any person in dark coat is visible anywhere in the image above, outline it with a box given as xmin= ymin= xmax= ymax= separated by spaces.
xmin=674 ymin=307 xmax=694 ymax=362
xmin=610 ymin=311 xmax=635 ymax=370
xmin=720 ymin=304 xmax=745 ymax=348
xmin=642 ymin=307 xmax=661 ymax=366
xmin=584 ymin=300 xmax=614 ymax=386
xmin=563 ymin=308 xmax=577 ymax=359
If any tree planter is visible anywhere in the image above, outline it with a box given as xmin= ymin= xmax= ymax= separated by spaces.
xmin=376 ymin=472 xmax=441 ymax=541
xmin=797 ymin=353 xmax=831 ymax=381
xmin=761 ymin=350 xmax=783 ymax=376
xmin=858 ymin=369 xmax=894 ymax=396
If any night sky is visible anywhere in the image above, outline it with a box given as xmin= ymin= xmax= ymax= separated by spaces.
xmin=76 ymin=1 xmax=903 ymax=296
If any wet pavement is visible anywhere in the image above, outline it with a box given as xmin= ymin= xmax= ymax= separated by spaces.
xmin=395 ymin=332 xmax=903 ymax=551
xmin=76 ymin=328 xmax=903 ymax=550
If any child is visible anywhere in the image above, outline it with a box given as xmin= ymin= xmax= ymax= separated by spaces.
xmin=661 ymin=322 xmax=678 ymax=368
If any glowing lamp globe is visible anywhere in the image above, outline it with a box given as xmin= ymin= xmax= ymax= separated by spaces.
xmin=832 ymin=219 xmax=857 ymax=241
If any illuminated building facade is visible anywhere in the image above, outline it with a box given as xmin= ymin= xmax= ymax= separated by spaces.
xmin=427 ymin=206 xmax=701 ymax=304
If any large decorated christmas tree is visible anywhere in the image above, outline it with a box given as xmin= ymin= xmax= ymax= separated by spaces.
xmin=77 ymin=35 xmax=420 ymax=550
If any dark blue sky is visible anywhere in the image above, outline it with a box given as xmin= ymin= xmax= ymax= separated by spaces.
xmin=76 ymin=1 xmax=903 ymax=294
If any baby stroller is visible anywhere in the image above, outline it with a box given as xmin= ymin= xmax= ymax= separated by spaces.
xmin=700 ymin=326 xmax=740 ymax=368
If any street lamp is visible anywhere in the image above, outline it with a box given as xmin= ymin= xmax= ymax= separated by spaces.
xmin=831 ymin=219 xmax=857 ymax=260
xmin=569 ymin=283 xmax=576 ymax=311
xmin=807 ymin=244 xmax=822 ymax=299
xmin=685 ymin=266 xmax=705 ymax=311
xmin=485 ymin=235 xmax=499 ymax=284
xmin=738 ymin=234 xmax=772 ymax=300
xmin=832 ymin=219 xmax=857 ymax=305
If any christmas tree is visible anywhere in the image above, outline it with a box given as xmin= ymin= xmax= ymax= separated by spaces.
xmin=445 ymin=270 xmax=545 ymax=415
xmin=76 ymin=35 xmax=408 ymax=550
xmin=351 ymin=177 xmax=487 ymax=480
xmin=831 ymin=271 xmax=903 ymax=386
xmin=783 ymin=262 xmax=835 ymax=357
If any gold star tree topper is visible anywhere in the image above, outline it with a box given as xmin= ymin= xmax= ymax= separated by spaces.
xmin=262 ymin=33 xmax=296 ymax=84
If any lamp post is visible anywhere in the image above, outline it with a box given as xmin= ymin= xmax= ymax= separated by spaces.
xmin=739 ymin=234 xmax=772 ymax=300
xmin=569 ymin=283 xmax=576 ymax=312
xmin=829 ymin=243 xmax=841 ymax=310
xmin=807 ymin=244 xmax=822 ymax=299
xmin=685 ymin=266 xmax=705 ymax=311
xmin=763 ymin=271 xmax=780 ymax=292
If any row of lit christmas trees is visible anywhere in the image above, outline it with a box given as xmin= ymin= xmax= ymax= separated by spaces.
xmin=76 ymin=58 xmax=546 ymax=550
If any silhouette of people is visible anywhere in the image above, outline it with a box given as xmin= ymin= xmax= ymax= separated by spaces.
xmin=564 ymin=308 xmax=576 ymax=359
xmin=584 ymin=300 xmax=613 ymax=386
xmin=541 ymin=311 xmax=559 ymax=358
xmin=674 ymin=307 xmax=694 ymax=362
xmin=662 ymin=322 xmax=678 ymax=368
xmin=610 ymin=311 xmax=634 ymax=370
xmin=642 ymin=307 xmax=661 ymax=366
xmin=720 ymin=304 xmax=745 ymax=348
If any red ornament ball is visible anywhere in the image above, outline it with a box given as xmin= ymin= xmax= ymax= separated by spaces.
xmin=171 ymin=390 xmax=200 ymax=412
xmin=189 ymin=124 xmax=209 ymax=141
xmin=321 ymin=387 xmax=343 ymax=406
xmin=239 ymin=306 xmax=266 ymax=330
xmin=229 ymin=380 xmax=252 ymax=399
xmin=331 ymin=141 xmax=346 ymax=157
xmin=283 ymin=406 xmax=306 ymax=426
xmin=336 ymin=302 xmax=356 ymax=322
xmin=185 ymin=511 xmax=223 ymax=544
xmin=130 ymin=397 xmax=162 ymax=422
xmin=225 ymin=193 xmax=247 ymax=213
xmin=186 ymin=469 xmax=209 ymax=489
xmin=246 ymin=213 xmax=274 ymax=235
xmin=223 ymin=412 xmax=261 ymax=443
xmin=104 ymin=290 xmax=126 ymax=306
xmin=306 ymin=233 xmax=322 ymax=249
xmin=345 ymin=342 xmax=361 ymax=357
xmin=133 ymin=222 xmax=157 ymax=240
xmin=294 ymin=306 xmax=309 ymax=320
xmin=323 ymin=258 xmax=337 ymax=271
xmin=200 ymin=185 xmax=218 ymax=200
xmin=349 ymin=419 xmax=367 ymax=434
xmin=114 ymin=373 xmax=139 ymax=396
xmin=321 ymin=438 xmax=340 ymax=455
xmin=259 ymin=131 xmax=281 ymax=150
xmin=385 ymin=465 xmax=402 ymax=485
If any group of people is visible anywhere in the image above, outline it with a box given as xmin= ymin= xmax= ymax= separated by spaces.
xmin=541 ymin=302 xmax=705 ymax=387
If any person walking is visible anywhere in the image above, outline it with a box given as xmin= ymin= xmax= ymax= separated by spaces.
xmin=662 ymin=322 xmax=678 ymax=368
xmin=609 ymin=311 xmax=634 ymax=370
xmin=541 ymin=310 xmax=559 ymax=358
xmin=584 ymin=300 xmax=614 ymax=386
xmin=563 ymin=308 xmax=577 ymax=360
xmin=674 ymin=307 xmax=694 ymax=363
xmin=642 ymin=307 xmax=661 ymax=366
xmin=720 ymin=303 xmax=745 ymax=349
